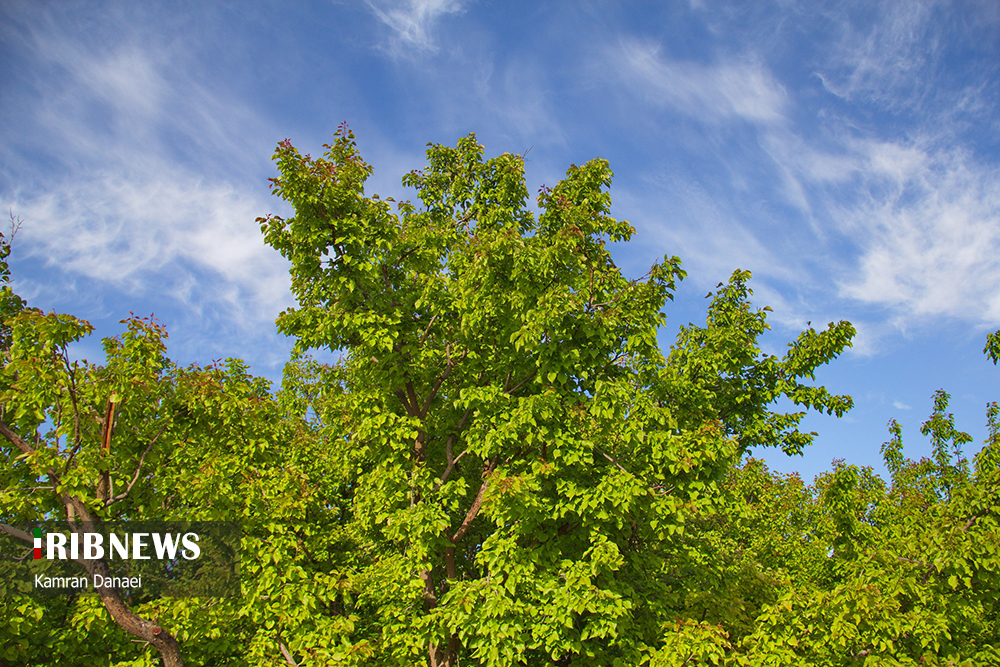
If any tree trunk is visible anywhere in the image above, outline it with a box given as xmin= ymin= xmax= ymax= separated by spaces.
xmin=0 ymin=419 xmax=185 ymax=665
xmin=79 ymin=556 xmax=183 ymax=666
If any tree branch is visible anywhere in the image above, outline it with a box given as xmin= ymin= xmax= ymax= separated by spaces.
xmin=963 ymin=508 xmax=988 ymax=532
xmin=1 ymin=418 xmax=184 ymax=664
xmin=278 ymin=639 xmax=298 ymax=666
xmin=594 ymin=445 xmax=630 ymax=476
xmin=0 ymin=523 xmax=31 ymax=544
xmin=106 ymin=420 xmax=170 ymax=507
xmin=419 ymin=314 xmax=439 ymax=345
xmin=419 ymin=345 xmax=466 ymax=418
xmin=0 ymin=418 xmax=35 ymax=457
xmin=60 ymin=345 xmax=84 ymax=459
xmin=450 ymin=479 xmax=488 ymax=545
xmin=506 ymin=370 xmax=536 ymax=396
xmin=97 ymin=398 xmax=117 ymax=503
xmin=450 ymin=459 xmax=497 ymax=544
xmin=433 ymin=408 xmax=474 ymax=493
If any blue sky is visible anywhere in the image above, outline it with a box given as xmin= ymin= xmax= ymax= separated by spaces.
xmin=2 ymin=0 xmax=998 ymax=482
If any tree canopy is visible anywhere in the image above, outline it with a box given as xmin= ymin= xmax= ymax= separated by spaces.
xmin=1 ymin=130 xmax=998 ymax=666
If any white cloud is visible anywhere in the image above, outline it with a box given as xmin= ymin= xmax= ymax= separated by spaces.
xmin=752 ymin=127 xmax=1000 ymax=332
xmin=1 ymin=5 xmax=292 ymax=330
xmin=366 ymin=0 xmax=467 ymax=54
xmin=621 ymin=173 xmax=790 ymax=285
xmin=5 ymin=167 xmax=290 ymax=319
xmin=893 ymin=400 xmax=912 ymax=410
xmin=469 ymin=55 xmax=566 ymax=148
xmin=606 ymin=17 xmax=1000 ymax=344
xmin=834 ymin=141 xmax=1000 ymax=327
xmin=814 ymin=0 xmax=939 ymax=107
xmin=615 ymin=40 xmax=787 ymax=125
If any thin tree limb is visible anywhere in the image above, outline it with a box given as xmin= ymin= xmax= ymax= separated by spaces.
xmin=106 ymin=420 xmax=170 ymax=507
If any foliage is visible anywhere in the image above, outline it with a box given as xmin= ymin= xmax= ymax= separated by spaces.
xmin=659 ymin=272 xmax=854 ymax=456
xmin=718 ymin=393 xmax=1000 ymax=666
xmin=985 ymin=330 xmax=1000 ymax=365
xmin=0 ymin=309 xmax=262 ymax=665
xmin=3 ymin=129 xmax=997 ymax=667
xmin=0 ymin=264 xmax=342 ymax=663
xmin=256 ymin=127 xmax=854 ymax=666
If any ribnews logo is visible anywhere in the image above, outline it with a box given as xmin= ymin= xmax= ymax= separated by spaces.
xmin=3 ymin=522 xmax=240 ymax=598
xmin=31 ymin=527 xmax=201 ymax=561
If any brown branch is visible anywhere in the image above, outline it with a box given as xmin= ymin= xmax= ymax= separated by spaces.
xmin=594 ymin=445 xmax=630 ymax=476
xmin=450 ymin=480 xmax=486 ymax=545
xmin=405 ymin=382 xmax=420 ymax=418
xmin=106 ymin=421 xmax=170 ymax=507
xmin=506 ymin=370 xmax=536 ymax=396
xmin=101 ymin=398 xmax=117 ymax=453
xmin=0 ymin=419 xmax=184 ymax=665
xmin=97 ymin=398 xmax=117 ymax=503
xmin=395 ymin=389 xmax=415 ymax=417
xmin=439 ymin=450 xmax=470 ymax=487
xmin=278 ymin=639 xmax=298 ymax=666
xmin=18 ymin=503 xmax=184 ymax=664
xmin=963 ymin=508 xmax=988 ymax=532
xmin=419 ymin=345 xmax=467 ymax=418
xmin=0 ymin=419 xmax=74 ymax=505
xmin=0 ymin=419 xmax=35 ymax=457
xmin=433 ymin=408 xmax=475 ymax=493
xmin=83 ymin=555 xmax=185 ymax=666
xmin=0 ymin=523 xmax=31 ymax=544
xmin=62 ymin=437 xmax=85 ymax=475
xmin=450 ymin=459 xmax=497 ymax=544
xmin=419 ymin=314 xmax=439 ymax=345
xmin=60 ymin=345 xmax=84 ymax=458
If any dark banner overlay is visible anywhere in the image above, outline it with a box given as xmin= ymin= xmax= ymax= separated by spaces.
xmin=0 ymin=521 xmax=240 ymax=598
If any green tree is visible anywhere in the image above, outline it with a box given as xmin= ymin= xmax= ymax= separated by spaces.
xmin=258 ymin=127 xmax=855 ymax=666
xmin=0 ymin=311 xmax=263 ymax=666
xmin=0 ymin=219 xmax=316 ymax=666
xmin=724 ymin=390 xmax=1000 ymax=666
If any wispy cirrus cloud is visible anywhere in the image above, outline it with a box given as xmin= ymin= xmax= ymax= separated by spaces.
xmin=813 ymin=0 xmax=942 ymax=108
xmin=6 ymin=168 xmax=289 ymax=315
xmin=614 ymin=39 xmax=787 ymax=125
xmin=834 ymin=140 xmax=1000 ymax=326
xmin=603 ymin=9 xmax=1000 ymax=346
xmin=0 ymin=5 xmax=291 ymax=331
xmin=365 ymin=0 xmax=467 ymax=54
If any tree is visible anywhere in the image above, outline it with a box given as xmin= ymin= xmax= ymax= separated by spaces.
xmin=720 ymin=389 xmax=1000 ymax=666
xmin=2 ymin=128 xmax=866 ymax=666
xmin=258 ymin=126 xmax=855 ymax=666
xmin=0 ymin=217 xmax=310 ymax=665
